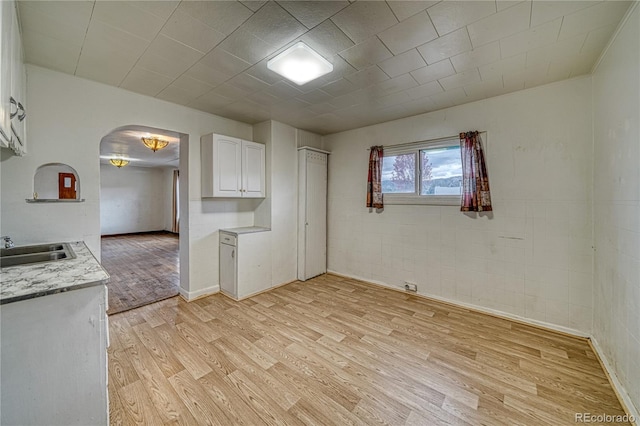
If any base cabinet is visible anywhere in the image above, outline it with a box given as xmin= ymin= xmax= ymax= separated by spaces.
xmin=0 ymin=285 xmax=109 ymax=425
xmin=219 ymin=230 xmax=271 ymax=300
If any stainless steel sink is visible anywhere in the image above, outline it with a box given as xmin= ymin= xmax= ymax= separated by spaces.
xmin=0 ymin=243 xmax=76 ymax=268
xmin=0 ymin=244 xmax=65 ymax=257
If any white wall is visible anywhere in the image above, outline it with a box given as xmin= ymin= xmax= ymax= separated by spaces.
xmin=592 ymin=4 xmax=640 ymax=416
xmin=0 ymin=65 xmax=252 ymax=297
xmin=99 ymin=164 xmax=168 ymax=235
xmin=323 ymin=76 xmax=594 ymax=335
xmin=254 ymin=120 xmax=299 ymax=287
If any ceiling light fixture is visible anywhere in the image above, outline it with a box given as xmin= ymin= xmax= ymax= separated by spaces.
xmin=267 ymin=42 xmax=333 ymax=86
xmin=141 ymin=137 xmax=169 ymax=152
xmin=109 ymin=158 xmax=129 ymax=168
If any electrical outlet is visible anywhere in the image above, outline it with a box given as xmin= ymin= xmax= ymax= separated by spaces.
xmin=404 ymin=282 xmax=417 ymax=292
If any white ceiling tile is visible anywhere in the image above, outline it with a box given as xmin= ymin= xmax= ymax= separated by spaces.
xmin=156 ymin=86 xmax=195 ymax=106
xmin=328 ymin=91 xmax=363 ymax=109
xmin=427 ymin=1 xmax=497 ymax=36
xmin=209 ymin=82 xmax=253 ymax=101
xmin=378 ymin=49 xmax=427 ymax=78
xmin=218 ymin=30 xmax=278 ymax=64
xmin=245 ymin=60 xmax=283 ymax=85
xmin=120 ymin=67 xmax=173 ymax=97
xmin=344 ymin=66 xmax=390 ymax=88
xmin=378 ymin=11 xmax=438 ymax=55
xmin=82 ymin=20 xmax=150 ymax=62
xmin=263 ymin=81 xmax=304 ymax=100
xmin=478 ymin=53 xmax=526 ymax=80
xmin=405 ymin=80 xmax=444 ymax=100
xmin=301 ymin=20 xmax=355 ymax=58
xmin=467 ymin=1 xmax=531 ymax=48
xmin=307 ymin=102 xmax=336 ymax=114
xmin=331 ymin=1 xmax=398 ymax=43
xmin=463 ymin=76 xmax=504 ymax=99
xmin=370 ymin=73 xmax=418 ymax=97
xmin=136 ymin=52 xmax=194 ymax=80
xmin=184 ymin=62 xmax=232 ymax=88
xmin=559 ymin=1 xmax=631 ymax=40
xmin=227 ymin=73 xmax=270 ymax=93
xmin=246 ymin=90 xmax=282 ymax=106
xmin=417 ymin=28 xmax=472 ymax=65
xmin=240 ymin=1 xmax=267 ymax=12
xmin=320 ymin=78 xmax=359 ymax=96
xmin=497 ymin=1 xmax=524 ymax=12
xmin=129 ymin=1 xmax=180 ymax=21
xmin=278 ymin=1 xmax=349 ymax=29
xmin=581 ymin=24 xmax=617 ymax=54
xmin=22 ymin=31 xmax=80 ymax=74
xmin=316 ymin=55 xmax=358 ymax=84
xmin=177 ymin=1 xmax=253 ymax=36
xmin=410 ymin=59 xmax=456 ymax=84
xmin=525 ymin=34 xmax=587 ymax=68
xmin=530 ymin=0 xmax=600 ymax=27
xmin=17 ymin=2 xmax=88 ymax=46
xmin=438 ymin=69 xmax=481 ymax=90
xmin=138 ymin=35 xmax=204 ymax=79
xmin=499 ymin=18 xmax=561 ymax=59
xmin=160 ymin=9 xmax=226 ymax=54
xmin=387 ymin=1 xmax=439 ymax=22
xmin=373 ymin=91 xmax=411 ymax=108
xmin=451 ymin=41 xmax=500 ymax=73
xmin=191 ymin=90 xmax=236 ymax=109
xmin=171 ymin=75 xmax=215 ymax=99
xmin=18 ymin=1 xmax=94 ymax=28
xmin=75 ymin=52 xmax=135 ymax=86
xmin=241 ymin=2 xmax=307 ymax=46
xmin=296 ymin=89 xmax=333 ymax=104
xmin=200 ymin=49 xmax=252 ymax=77
xmin=339 ymin=37 xmax=393 ymax=70
xmin=92 ymin=1 xmax=166 ymax=41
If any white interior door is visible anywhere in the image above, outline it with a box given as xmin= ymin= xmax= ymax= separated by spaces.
xmin=304 ymin=152 xmax=327 ymax=279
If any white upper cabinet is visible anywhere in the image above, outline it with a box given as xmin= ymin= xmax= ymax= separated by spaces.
xmin=0 ymin=0 xmax=13 ymax=148
xmin=201 ymin=133 xmax=265 ymax=198
xmin=0 ymin=0 xmax=26 ymax=156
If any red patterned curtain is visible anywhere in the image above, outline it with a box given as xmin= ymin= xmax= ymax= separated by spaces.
xmin=366 ymin=146 xmax=384 ymax=208
xmin=460 ymin=131 xmax=492 ymax=212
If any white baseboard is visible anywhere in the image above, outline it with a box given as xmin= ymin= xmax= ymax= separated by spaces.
xmin=589 ymin=337 xmax=639 ymax=424
xmin=327 ymin=270 xmax=589 ymax=338
xmin=179 ymin=285 xmax=219 ymax=301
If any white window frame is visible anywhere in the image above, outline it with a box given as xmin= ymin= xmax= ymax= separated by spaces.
xmin=382 ymin=138 xmax=461 ymax=206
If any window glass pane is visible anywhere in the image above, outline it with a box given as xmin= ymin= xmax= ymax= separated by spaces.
xmin=420 ymin=146 xmax=462 ymax=195
xmin=382 ymin=153 xmax=416 ymax=193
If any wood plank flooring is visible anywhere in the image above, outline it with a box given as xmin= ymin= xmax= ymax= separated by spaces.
xmin=108 ymin=274 xmax=630 ymax=425
xmin=102 ymin=232 xmax=179 ymax=315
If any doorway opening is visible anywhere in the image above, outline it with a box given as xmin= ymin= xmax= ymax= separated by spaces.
xmin=99 ymin=125 xmax=184 ymax=314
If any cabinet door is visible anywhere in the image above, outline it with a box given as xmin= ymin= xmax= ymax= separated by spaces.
xmin=242 ymin=140 xmax=265 ymax=198
xmin=0 ymin=0 xmax=13 ymax=147
xmin=219 ymin=242 xmax=237 ymax=297
xmin=212 ymin=135 xmax=241 ymax=197
xmin=303 ymin=152 xmax=327 ymax=280
xmin=9 ymin=4 xmax=25 ymax=155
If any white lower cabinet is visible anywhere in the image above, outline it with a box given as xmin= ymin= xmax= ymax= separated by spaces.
xmin=0 ymin=285 xmax=109 ymax=425
xmin=219 ymin=230 xmax=271 ymax=300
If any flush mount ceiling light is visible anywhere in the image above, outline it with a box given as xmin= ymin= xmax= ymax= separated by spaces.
xmin=267 ymin=42 xmax=333 ymax=86
xmin=109 ymin=157 xmax=129 ymax=168
xmin=141 ymin=137 xmax=169 ymax=152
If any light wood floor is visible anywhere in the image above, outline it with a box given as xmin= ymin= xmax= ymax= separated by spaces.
xmin=102 ymin=232 xmax=179 ymax=315
xmin=108 ymin=274 xmax=629 ymax=425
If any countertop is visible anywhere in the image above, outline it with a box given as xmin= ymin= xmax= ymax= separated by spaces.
xmin=220 ymin=226 xmax=271 ymax=235
xmin=0 ymin=241 xmax=109 ymax=305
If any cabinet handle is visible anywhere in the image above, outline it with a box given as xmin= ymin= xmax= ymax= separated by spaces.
xmin=9 ymin=97 xmax=17 ymax=119
xmin=231 ymin=249 xmax=235 ymax=258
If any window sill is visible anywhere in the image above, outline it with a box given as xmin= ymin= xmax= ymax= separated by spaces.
xmin=383 ymin=195 xmax=460 ymax=206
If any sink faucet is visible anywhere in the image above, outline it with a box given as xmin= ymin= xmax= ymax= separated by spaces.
xmin=2 ymin=236 xmax=14 ymax=249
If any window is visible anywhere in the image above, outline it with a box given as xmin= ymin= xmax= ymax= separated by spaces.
xmin=381 ymin=139 xmax=462 ymax=205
